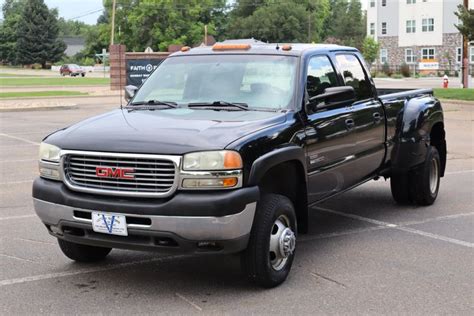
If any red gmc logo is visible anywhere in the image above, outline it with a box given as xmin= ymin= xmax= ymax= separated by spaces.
xmin=96 ymin=167 xmax=135 ymax=179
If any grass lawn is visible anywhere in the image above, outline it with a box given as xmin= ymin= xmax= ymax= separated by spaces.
xmin=433 ymin=88 xmax=474 ymax=101
xmin=0 ymin=77 xmax=110 ymax=86
xmin=0 ymin=91 xmax=88 ymax=98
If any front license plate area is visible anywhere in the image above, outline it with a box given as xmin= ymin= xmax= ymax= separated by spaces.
xmin=92 ymin=212 xmax=128 ymax=236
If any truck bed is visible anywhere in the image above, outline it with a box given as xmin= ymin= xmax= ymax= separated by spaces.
xmin=377 ymin=88 xmax=434 ymax=100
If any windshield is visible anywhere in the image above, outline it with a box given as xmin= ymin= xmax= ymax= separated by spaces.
xmin=132 ymin=55 xmax=298 ymax=110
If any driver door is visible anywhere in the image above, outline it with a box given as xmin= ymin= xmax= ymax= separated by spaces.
xmin=304 ymin=55 xmax=358 ymax=203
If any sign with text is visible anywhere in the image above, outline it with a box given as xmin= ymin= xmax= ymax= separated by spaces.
xmin=418 ymin=62 xmax=439 ymax=70
xmin=126 ymin=59 xmax=164 ymax=86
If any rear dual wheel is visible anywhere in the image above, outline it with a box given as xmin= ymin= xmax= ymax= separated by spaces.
xmin=241 ymin=194 xmax=297 ymax=288
xmin=391 ymin=146 xmax=441 ymax=206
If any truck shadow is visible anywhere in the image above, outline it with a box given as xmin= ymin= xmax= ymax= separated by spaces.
xmin=66 ymin=182 xmax=419 ymax=292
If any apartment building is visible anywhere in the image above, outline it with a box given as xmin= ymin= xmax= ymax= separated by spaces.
xmin=367 ymin=0 xmax=473 ymax=73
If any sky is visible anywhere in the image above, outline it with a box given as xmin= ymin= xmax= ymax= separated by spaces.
xmin=0 ymin=0 xmax=104 ymax=24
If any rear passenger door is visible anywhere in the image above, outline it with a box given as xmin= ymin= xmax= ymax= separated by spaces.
xmin=334 ymin=54 xmax=385 ymax=179
xmin=304 ymin=55 xmax=358 ymax=202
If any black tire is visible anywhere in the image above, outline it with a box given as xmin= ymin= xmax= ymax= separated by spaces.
xmin=81 ymin=73 xmax=85 ymax=77
xmin=410 ymin=146 xmax=441 ymax=206
xmin=58 ymin=239 xmax=111 ymax=262
xmin=241 ymin=194 xmax=297 ymax=288
xmin=390 ymin=173 xmax=412 ymax=204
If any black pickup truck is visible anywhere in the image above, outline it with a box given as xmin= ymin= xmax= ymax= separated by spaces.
xmin=33 ymin=41 xmax=446 ymax=287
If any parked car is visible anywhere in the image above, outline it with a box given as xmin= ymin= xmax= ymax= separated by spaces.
xmin=33 ymin=42 xmax=446 ymax=288
xmin=59 ymin=64 xmax=85 ymax=77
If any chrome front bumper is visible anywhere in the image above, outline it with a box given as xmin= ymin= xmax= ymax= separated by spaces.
xmin=33 ymin=198 xmax=256 ymax=253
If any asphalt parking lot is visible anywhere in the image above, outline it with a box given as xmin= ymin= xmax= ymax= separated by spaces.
xmin=0 ymin=101 xmax=473 ymax=314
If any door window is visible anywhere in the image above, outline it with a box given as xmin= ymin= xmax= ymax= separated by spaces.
xmin=335 ymin=54 xmax=373 ymax=101
xmin=306 ymin=56 xmax=338 ymax=100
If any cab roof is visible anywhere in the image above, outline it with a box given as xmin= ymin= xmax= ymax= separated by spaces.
xmin=170 ymin=39 xmax=358 ymax=57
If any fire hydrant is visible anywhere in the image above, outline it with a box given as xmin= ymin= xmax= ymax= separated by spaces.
xmin=443 ymin=75 xmax=449 ymax=88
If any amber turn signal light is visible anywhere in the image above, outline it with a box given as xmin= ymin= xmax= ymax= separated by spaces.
xmin=223 ymin=151 xmax=243 ymax=169
xmin=212 ymin=44 xmax=251 ymax=51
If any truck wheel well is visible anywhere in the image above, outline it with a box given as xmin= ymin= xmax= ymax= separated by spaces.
xmin=258 ymin=161 xmax=308 ymax=234
xmin=430 ymin=122 xmax=446 ymax=176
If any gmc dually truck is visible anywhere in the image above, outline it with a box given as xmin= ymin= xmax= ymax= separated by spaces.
xmin=33 ymin=41 xmax=446 ymax=287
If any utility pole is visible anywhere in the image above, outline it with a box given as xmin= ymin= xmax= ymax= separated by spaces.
xmin=461 ymin=0 xmax=469 ymax=88
xmin=204 ymin=25 xmax=208 ymax=46
xmin=308 ymin=12 xmax=311 ymax=43
xmin=110 ymin=0 xmax=117 ymax=46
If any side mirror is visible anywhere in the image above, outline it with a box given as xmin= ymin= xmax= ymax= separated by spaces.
xmin=124 ymin=85 xmax=138 ymax=102
xmin=307 ymin=86 xmax=356 ymax=110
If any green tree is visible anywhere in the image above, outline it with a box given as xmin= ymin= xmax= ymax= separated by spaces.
xmin=57 ymin=18 xmax=92 ymax=37
xmin=455 ymin=4 xmax=474 ymax=41
xmin=226 ymin=0 xmax=329 ymax=43
xmin=322 ymin=0 xmax=366 ymax=48
xmin=361 ymin=36 xmax=379 ymax=67
xmin=0 ymin=0 xmax=26 ymax=63
xmin=15 ymin=0 xmax=66 ymax=67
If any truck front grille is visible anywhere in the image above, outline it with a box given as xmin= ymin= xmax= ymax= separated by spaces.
xmin=62 ymin=152 xmax=179 ymax=197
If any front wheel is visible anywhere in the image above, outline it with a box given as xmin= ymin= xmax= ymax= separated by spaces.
xmin=58 ymin=239 xmax=111 ymax=262
xmin=241 ymin=194 xmax=297 ymax=288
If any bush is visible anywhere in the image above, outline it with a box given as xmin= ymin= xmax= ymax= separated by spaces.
xmin=392 ymin=74 xmax=403 ymax=79
xmin=382 ymin=62 xmax=393 ymax=77
xmin=400 ymin=63 xmax=411 ymax=77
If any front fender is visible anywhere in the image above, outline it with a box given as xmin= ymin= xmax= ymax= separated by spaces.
xmin=247 ymin=146 xmax=307 ymax=186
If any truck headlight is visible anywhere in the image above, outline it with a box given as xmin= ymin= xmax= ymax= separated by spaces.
xmin=182 ymin=150 xmax=242 ymax=171
xmin=39 ymin=142 xmax=61 ymax=162
xmin=38 ymin=143 xmax=61 ymax=180
xmin=181 ymin=151 xmax=243 ymax=189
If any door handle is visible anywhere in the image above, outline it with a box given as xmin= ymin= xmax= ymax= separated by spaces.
xmin=373 ymin=112 xmax=382 ymax=122
xmin=345 ymin=118 xmax=355 ymax=129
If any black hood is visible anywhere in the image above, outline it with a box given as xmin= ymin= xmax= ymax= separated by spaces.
xmin=45 ymin=108 xmax=287 ymax=155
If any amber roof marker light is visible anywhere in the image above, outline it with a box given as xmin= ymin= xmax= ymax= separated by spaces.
xmin=281 ymin=44 xmax=292 ymax=51
xmin=212 ymin=43 xmax=251 ymax=51
xmin=181 ymin=46 xmax=191 ymax=52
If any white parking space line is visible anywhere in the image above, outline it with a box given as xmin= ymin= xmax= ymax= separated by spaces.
xmin=445 ymin=170 xmax=474 ymax=175
xmin=175 ymin=293 xmax=203 ymax=311
xmin=316 ymin=207 xmax=474 ymax=249
xmin=0 ymin=253 xmax=42 ymax=265
xmin=401 ymin=212 xmax=474 ymax=226
xmin=0 ymin=215 xmax=35 ymax=221
xmin=299 ymin=226 xmax=387 ymax=242
xmin=0 ymin=254 xmax=191 ymax=287
xmin=0 ymin=133 xmax=40 ymax=146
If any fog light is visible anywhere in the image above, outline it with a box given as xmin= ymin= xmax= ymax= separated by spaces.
xmin=39 ymin=167 xmax=60 ymax=180
xmin=182 ymin=177 xmax=238 ymax=188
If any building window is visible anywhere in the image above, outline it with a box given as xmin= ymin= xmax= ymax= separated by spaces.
xmin=380 ymin=49 xmax=388 ymax=63
xmin=405 ymin=49 xmax=416 ymax=63
xmin=406 ymin=20 xmax=416 ymax=33
xmin=422 ymin=18 xmax=434 ymax=32
xmin=370 ymin=23 xmax=375 ymax=35
xmin=381 ymin=22 xmax=387 ymax=35
xmin=407 ymin=0 xmax=416 ymax=4
xmin=421 ymin=48 xmax=435 ymax=60
xmin=470 ymin=47 xmax=474 ymax=63
xmin=370 ymin=0 xmax=375 ymax=8
xmin=382 ymin=0 xmax=387 ymax=6
xmin=456 ymin=47 xmax=462 ymax=63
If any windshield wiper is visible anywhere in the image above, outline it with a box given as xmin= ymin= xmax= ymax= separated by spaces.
xmin=128 ymin=100 xmax=178 ymax=109
xmin=187 ymin=101 xmax=249 ymax=111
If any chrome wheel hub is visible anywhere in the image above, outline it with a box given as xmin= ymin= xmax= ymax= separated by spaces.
xmin=429 ymin=157 xmax=439 ymax=194
xmin=269 ymin=215 xmax=295 ymax=271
